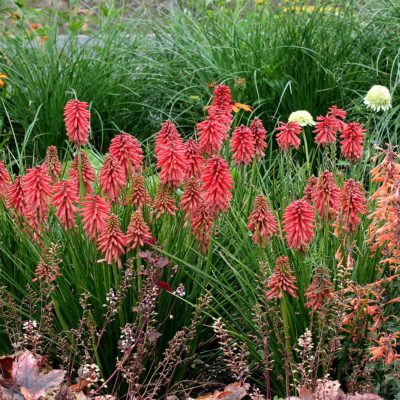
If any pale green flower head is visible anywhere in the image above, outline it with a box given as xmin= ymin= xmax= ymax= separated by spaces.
xmin=364 ymin=85 xmax=392 ymax=112
xmin=288 ymin=110 xmax=315 ymax=127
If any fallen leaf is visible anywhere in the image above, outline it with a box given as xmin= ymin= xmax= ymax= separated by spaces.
xmin=12 ymin=351 xmax=65 ymax=400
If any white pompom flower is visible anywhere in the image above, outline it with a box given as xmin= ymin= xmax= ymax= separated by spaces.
xmin=288 ymin=110 xmax=316 ymax=127
xmin=364 ymin=85 xmax=392 ymax=112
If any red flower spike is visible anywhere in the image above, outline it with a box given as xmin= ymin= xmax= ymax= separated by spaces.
xmin=69 ymin=152 xmax=95 ymax=193
xmin=275 ymin=121 xmax=302 ymax=151
xmin=266 ymin=256 xmax=298 ymax=300
xmin=303 ymin=176 xmax=318 ymax=204
xmin=154 ymin=121 xmax=181 ymax=157
xmin=0 ymin=161 xmax=11 ymax=201
xmin=313 ymin=115 xmax=340 ymax=145
xmin=52 ymin=180 xmax=79 ymax=230
xmin=126 ymin=174 xmax=151 ymax=209
xmin=7 ymin=176 xmax=27 ymax=216
xmin=283 ymin=199 xmax=315 ymax=251
xmin=23 ymin=165 xmax=52 ymax=221
xmin=80 ymin=194 xmax=110 ymax=240
xmin=125 ymin=209 xmax=154 ymax=250
xmin=151 ymin=183 xmax=177 ymax=219
xmin=109 ymin=132 xmax=144 ymax=174
xmin=64 ymin=99 xmax=90 ymax=146
xmin=99 ymin=156 xmax=126 ymax=202
xmin=315 ymin=171 xmax=341 ymax=220
xmin=230 ymin=124 xmax=255 ymax=165
xmin=179 ymin=177 xmax=202 ymax=222
xmin=157 ymin=140 xmax=188 ymax=188
xmin=247 ymin=195 xmax=278 ymax=247
xmin=191 ymin=200 xmax=214 ymax=254
xmin=44 ymin=146 xmax=61 ymax=179
xmin=97 ymin=214 xmax=126 ymax=266
xmin=209 ymin=84 xmax=233 ymax=126
xmin=196 ymin=113 xmax=229 ymax=155
xmin=327 ymin=105 xmax=347 ymax=120
xmin=342 ymin=179 xmax=367 ymax=232
xmin=250 ymin=118 xmax=267 ymax=157
xmin=340 ymin=122 xmax=365 ymax=162
xmin=305 ymin=266 xmax=334 ymax=311
xmin=201 ymin=155 xmax=233 ymax=214
xmin=184 ymin=139 xmax=205 ymax=178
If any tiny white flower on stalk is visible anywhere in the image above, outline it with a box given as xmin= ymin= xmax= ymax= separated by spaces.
xmin=288 ymin=110 xmax=315 ymax=127
xmin=364 ymin=85 xmax=392 ymax=112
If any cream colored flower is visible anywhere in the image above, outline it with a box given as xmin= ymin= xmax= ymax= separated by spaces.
xmin=288 ymin=110 xmax=315 ymax=127
xmin=364 ymin=85 xmax=392 ymax=112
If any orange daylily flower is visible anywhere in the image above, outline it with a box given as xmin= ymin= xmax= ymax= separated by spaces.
xmin=0 ymin=73 xmax=8 ymax=88
xmin=232 ymin=102 xmax=252 ymax=113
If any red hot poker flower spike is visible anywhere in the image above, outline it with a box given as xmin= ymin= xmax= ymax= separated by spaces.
xmin=154 ymin=121 xmax=181 ymax=157
xmin=315 ymin=171 xmax=341 ymax=220
xmin=305 ymin=266 xmax=334 ymax=311
xmin=80 ymin=194 xmax=110 ymax=240
xmin=125 ymin=209 xmax=154 ymax=250
xmin=52 ymin=180 xmax=79 ymax=230
xmin=69 ymin=152 xmax=95 ymax=193
xmin=342 ymin=179 xmax=367 ymax=232
xmin=313 ymin=115 xmax=340 ymax=145
xmin=283 ymin=199 xmax=315 ymax=251
xmin=64 ymin=99 xmax=90 ymax=146
xmin=44 ymin=146 xmax=61 ymax=180
xmin=303 ymin=176 xmax=318 ymax=204
xmin=340 ymin=122 xmax=365 ymax=162
xmin=7 ymin=176 xmax=27 ymax=216
xmin=179 ymin=177 xmax=202 ymax=222
xmin=191 ymin=200 xmax=214 ymax=254
xmin=99 ymin=156 xmax=127 ymax=202
xmin=250 ymin=118 xmax=267 ymax=157
xmin=126 ymin=174 xmax=151 ymax=209
xmin=196 ymin=113 xmax=229 ymax=155
xmin=247 ymin=195 xmax=278 ymax=247
xmin=201 ymin=155 xmax=233 ymax=214
xmin=184 ymin=139 xmax=205 ymax=179
xmin=97 ymin=214 xmax=126 ymax=266
xmin=109 ymin=132 xmax=144 ymax=174
xmin=275 ymin=121 xmax=302 ymax=151
xmin=151 ymin=183 xmax=177 ymax=219
xmin=0 ymin=161 xmax=11 ymax=201
xmin=230 ymin=124 xmax=255 ymax=165
xmin=266 ymin=256 xmax=298 ymax=300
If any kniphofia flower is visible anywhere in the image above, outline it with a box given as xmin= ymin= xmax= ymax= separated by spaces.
xmin=250 ymin=117 xmax=267 ymax=157
xmin=157 ymin=140 xmax=188 ymax=188
xmin=288 ymin=110 xmax=315 ymax=127
xmin=196 ymin=113 xmax=229 ymax=155
xmin=97 ymin=214 xmax=126 ymax=266
xmin=327 ymin=105 xmax=347 ymax=121
xmin=125 ymin=209 xmax=154 ymax=250
xmin=0 ymin=160 xmax=11 ymax=201
xmin=52 ymin=180 xmax=79 ymax=230
xmin=315 ymin=171 xmax=341 ymax=220
xmin=305 ymin=266 xmax=334 ymax=311
xmin=154 ymin=121 xmax=181 ymax=157
xmin=23 ymin=165 xmax=52 ymax=221
xmin=201 ymin=155 xmax=233 ymax=214
xmin=7 ymin=176 xmax=26 ymax=216
xmin=230 ymin=125 xmax=255 ymax=165
xmin=208 ymin=84 xmax=233 ymax=126
xmin=69 ymin=152 xmax=95 ymax=193
xmin=275 ymin=121 xmax=302 ymax=151
xmin=99 ymin=156 xmax=126 ymax=202
xmin=341 ymin=179 xmax=367 ymax=232
xmin=340 ymin=122 xmax=365 ymax=162
xmin=184 ymin=139 xmax=205 ymax=178
xmin=80 ymin=194 xmax=110 ymax=240
xmin=247 ymin=195 xmax=278 ymax=247
xmin=179 ymin=177 xmax=202 ymax=222
xmin=313 ymin=115 xmax=340 ymax=145
xmin=283 ymin=199 xmax=315 ymax=251
xmin=151 ymin=183 xmax=177 ymax=219
xmin=364 ymin=85 xmax=392 ymax=112
xmin=266 ymin=256 xmax=298 ymax=300
xmin=109 ymin=132 xmax=144 ymax=174
xmin=191 ymin=200 xmax=214 ymax=253
xmin=64 ymin=99 xmax=90 ymax=146
xmin=44 ymin=146 xmax=61 ymax=179
xmin=126 ymin=174 xmax=151 ymax=209
xmin=303 ymin=176 xmax=318 ymax=204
